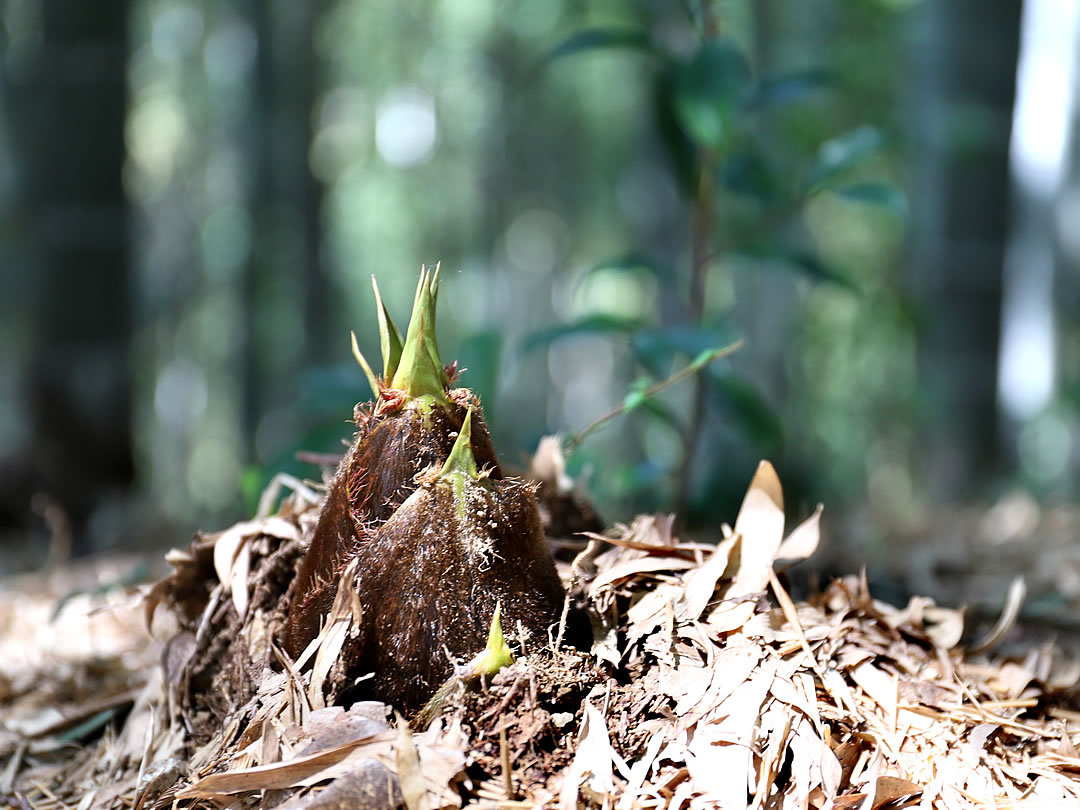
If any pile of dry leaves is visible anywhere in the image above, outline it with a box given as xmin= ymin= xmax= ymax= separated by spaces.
xmin=2 ymin=460 xmax=1080 ymax=809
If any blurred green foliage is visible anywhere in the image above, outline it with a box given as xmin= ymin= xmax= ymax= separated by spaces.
xmin=527 ymin=2 xmax=907 ymax=523
xmin=115 ymin=0 xmax=916 ymax=529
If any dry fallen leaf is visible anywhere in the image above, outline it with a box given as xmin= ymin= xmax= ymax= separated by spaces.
xmin=732 ymin=461 xmax=787 ymax=594
xmin=10 ymin=457 xmax=1080 ymax=809
xmin=559 ymin=701 xmax=619 ymax=810
xmin=776 ymin=503 xmax=824 ymax=572
xmin=175 ymin=732 xmax=396 ymax=798
xmin=396 ymin=716 xmax=430 ymax=810
xmin=677 ymin=534 xmax=736 ymax=621
xmin=213 ymin=516 xmax=300 ymax=619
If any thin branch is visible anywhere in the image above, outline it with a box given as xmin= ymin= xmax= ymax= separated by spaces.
xmin=675 ymin=0 xmax=722 ymax=521
xmin=568 ymin=340 xmax=743 ymax=450
xmin=676 ymin=151 xmax=718 ymax=519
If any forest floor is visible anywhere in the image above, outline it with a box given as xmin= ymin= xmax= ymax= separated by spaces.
xmin=1 ymin=463 xmax=1080 ymax=809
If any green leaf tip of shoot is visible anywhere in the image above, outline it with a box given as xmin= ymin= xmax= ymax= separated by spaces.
xmin=439 ymin=407 xmax=478 ymax=480
xmin=351 ymin=331 xmax=381 ymax=400
xmin=389 ymin=264 xmax=451 ymax=402
xmin=412 ymin=599 xmax=514 ymax=730
xmin=371 ymin=275 xmax=404 ymax=381
xmin=472 ymin=602 xmax=513 ymax=677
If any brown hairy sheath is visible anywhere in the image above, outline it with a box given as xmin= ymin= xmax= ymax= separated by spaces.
xmin=282 ymin=267 xmax=572 ymax=713
xmin=283 ymin=389 xmax=501 ymax=660
xmin=338 ymin=472 xmax=563 ymax=711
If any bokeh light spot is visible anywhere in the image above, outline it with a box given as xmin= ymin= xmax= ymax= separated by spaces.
xmin=375 ymin=88 xmax=437 ymax=168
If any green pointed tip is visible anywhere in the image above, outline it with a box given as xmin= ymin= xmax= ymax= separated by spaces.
xmin=371 ymin=275 xmax=403 ymax=381
xmin=351 ymin=331 xmax=380 ymax=400
xmin=473 ymin=603 xmax=513 ymax=677
xmin=390 ymin=267 xmax=450 ymax=401
xmin=429 ymin=262 xmax=441 ymax=316
xmin=421 ymin=263 xmax=449 ymax=388
xmin=439 ymin=408 xmax=477 ymax=479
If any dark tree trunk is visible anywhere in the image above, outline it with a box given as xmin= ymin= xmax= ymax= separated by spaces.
xmin=4 ymin=0 xmax=132 ymax=553
xmin=242 ymin=0 xmax=327 ymax=457
xmin=905 ymin=0 xmax=1022 ymax=498
xmin=282 ymin=3 xmax=331 ymax=367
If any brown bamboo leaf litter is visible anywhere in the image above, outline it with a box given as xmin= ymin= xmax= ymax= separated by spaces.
xmin=2 ymin=272 xmax=1080 ymax=808
xmin=4 ymin=461 xmax=1080 ymax=807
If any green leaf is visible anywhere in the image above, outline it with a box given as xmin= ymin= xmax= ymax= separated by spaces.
xmin=371 ymin=275 xmax=404 ymax=381
xmin=706 ymin=372 xmax=784 ymax=452
xmin=539 ymin=27 xmax=655 ymax=69
xmin=588 ymin=252 xmax=673 ymax=279
xmin=637 ymin=396 xmax=683 ymax=433
xmin=746 ymin=70 xmax=832 ymax=110
xmin=439 ymin=407 xmax=478 ymax=480
xmin=351 ymin=331 xmax=381 ymax=400
xmin=672 ymin=37 xmax=750 ymax=150
xmin=240 ymin=465 xmax=265 ymax=516
xmin=57 ymin=709 xmax=118 ymax=743
xmin=472 ymin=603 xmax=513 ymax=677
xmin=719 ymin=151 xmax=777 ymax=201
xmin=689 ymin=347 xmax=720 ymax=370
xmin=805 ymin=125 xmax=886 ymax=189
xmin=828 ymin=181 xmax=908 ymax=218
xmin=630 ymin=324 xmax=738 ymax=376
xmin=622 ymin=378 xmax=651 ymax=413
xmin=654 ymin=66 xmax=700 ymax=194
xmin=424 ymin=263 xmax=445 ymax=380
xmin=391 ymin=266 xmax=450 ymax=401
xmin=623 ymin=390 xmax=648 ymax=412
xmin=522 ymin=315 xmax=645 ymax=354
xmin=734 ymin=247 xmax=858 ymax=292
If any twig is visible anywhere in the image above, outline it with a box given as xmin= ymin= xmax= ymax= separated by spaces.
xmin=294 ymin=451 xmax=343 ymax=467
xmin=568 ymin=340 xmax=742 ymax=450
xmin=676 ymin=0 xmax=722 ymax=521
xmin=767 ymin=568 xmax=826 ymax=689
xmin=500 ymin=718 xmax=514 ymax=799
xmin=479 ymin=673 xmax=526 ymax=725
xmin=677 ymin=154 xmax=717 ymax=521
xmin=554 ymin=592 xmax=572 ymax=650
xmin=256 ymin=472 xmax=322 ymax=519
